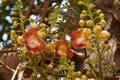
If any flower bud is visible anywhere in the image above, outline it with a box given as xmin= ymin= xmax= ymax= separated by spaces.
xmin=53 ymin=68 xmax=59 ymax=73
xmin=99 ymin=13 xmax=105 ymax=19
xmin=80 ymin=14 xmax=85 ymax=19
xmin=37 ymin=30 xmax=46 ymax=39
xmin=88 ymin=3 xmax=95 ymax=9
xmin=17 ymin=36 xmax=24 ymax=45
xmin=25 ymin=29 xmax=28 ymax=33
xmin=11 ymin=30 xmax=16 ymax=35
xmin=78 ymin=1 xmax=85 ymax=5
xmin=82 ymin=10 xmax=87 ymax=14
xmin=47 ymin=64 xmax=53 ymax=70
xmin=86 ymin=39 xmax=92 ymax=49
xmin=13 ymin=21 xmax=18 ymax=28
xmin=83 ymin=28 xmax=92 ymax=37
xmin=75 ymin=78 xmax=81 ymax=80
xmin=99 ymin=30 xmax=110 ymax=41
xmin=112 ymin=62 xmax=116 ymax=67
xmin=10 ymin=35 xmax=16 ymax=41
xmin=44 ymin=18 xmax=49 ymax=22
xmin=10 ymin=30 xmax=16 ymax=41
xmin=85 ymin=58 xmax=90 ymax=64
xmin=45 ymin=44 xmax=52 ymax=53
xmin=76 ymin=71 xmax=82 ymax=77
xmin=86 ymin=20 xmax=94 ymax=27
xmin=39 ymin=23 xmax=46 ymax=28
xmin=21 ymin=16 xmax=26 ymax=20
xmin=99 ymin=20 xmax=106 ymax=28
xmin=32 ymin=22 xmax=38 ymax=28
xmin=96 ymin=9 xmax=102 ymax=14
xmin=79 ymin=20 xmax=85 ymax=27
xmin=28 ymin=18 xmax=33 ymax=22
xmin=93 ymin=25 xmax=102 ymax=34
xmin=81 ymin=75 xmax=88 ymax=80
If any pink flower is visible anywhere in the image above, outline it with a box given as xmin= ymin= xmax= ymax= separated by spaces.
xmin=70 ymin=28 xmax=87 ymax=49
xmin=23 ymin=28 xmax=46 ymax=54
xmin=55 ymin=39 xmax=74 ymax=60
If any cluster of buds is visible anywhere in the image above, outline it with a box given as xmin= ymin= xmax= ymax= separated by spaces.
xmin=78 ymin=7 xmax=110 ymax=42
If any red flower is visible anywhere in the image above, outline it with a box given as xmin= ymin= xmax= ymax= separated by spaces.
xmin=55 ymin=39 xmax=74 ymax=60
xmin=23 ymin=28 xmax=46 ymax=54
xmin=70 ymin=28 xmax=87 ymax=49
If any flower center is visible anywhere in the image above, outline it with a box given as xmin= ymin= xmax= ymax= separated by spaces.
xmin=57 ymin=45 xmax=67 ymax=56
xmin=28 ymin=37 xmax=40 ymax=48
xmin=76 ymin=37 xmax=86 ymax=44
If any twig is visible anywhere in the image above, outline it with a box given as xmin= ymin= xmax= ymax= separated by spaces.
xmin=11 ymin=62 xmax=22 ymax=80
xmin=18 ymin=70 xmax=24 ymax=80
xmin=66 ymin=3 xmax=80 ymax=18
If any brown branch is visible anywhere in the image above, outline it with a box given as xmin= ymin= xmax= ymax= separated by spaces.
xmin=11 ymin=62 xmax=22 ymax=80
xmin=0 ymin=49 xmax=17 ymax=53
xmin=25 ymin=0 xmax=35 ymax=18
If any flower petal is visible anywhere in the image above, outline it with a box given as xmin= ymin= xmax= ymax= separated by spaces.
xmin=70 ymin=28 xmax=83 ymax=39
